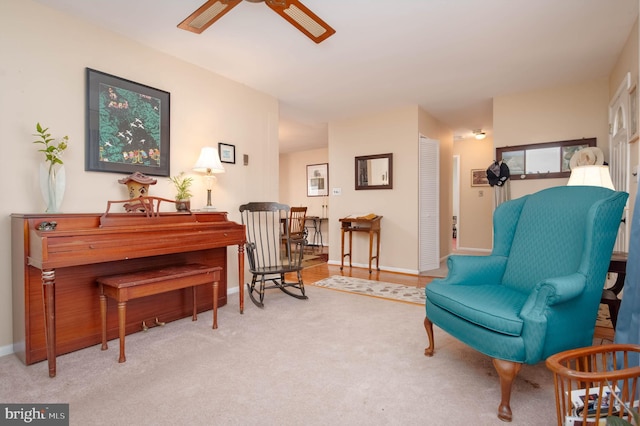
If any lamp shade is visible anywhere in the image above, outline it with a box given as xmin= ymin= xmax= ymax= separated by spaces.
xmin=193 ymin=147 xmax=225 ymax=174
xmin=567 ymin=165 xmax=614 ymax=190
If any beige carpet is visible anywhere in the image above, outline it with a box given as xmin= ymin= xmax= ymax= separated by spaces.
xmin=0 ymin=286 xmax=559 ymax=425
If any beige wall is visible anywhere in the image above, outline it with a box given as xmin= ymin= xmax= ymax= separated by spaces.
xmin=453 ymin=137 xmax=494 ymax=250
xmin=279 ymin=148 xmax=330 ymax=243
xmin=327 ymin=106 xmax=452 ymax=273
xmin=279 ymin=148 xmax=329 ymax=216
xmin=0 ymin=1 xmax=279 ymax=354
xmin=328 ymin=107 xmax=417 ymax=273
xmin=493 ymin=79 xmax=611 ymax=199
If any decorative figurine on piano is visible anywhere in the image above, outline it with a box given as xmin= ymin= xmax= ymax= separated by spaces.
xmin=117 ymin=171 xmax=157 ymax=213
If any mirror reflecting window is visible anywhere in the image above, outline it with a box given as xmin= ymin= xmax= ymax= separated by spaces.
xmin=355 ymin=153 xmax=393 ymax=190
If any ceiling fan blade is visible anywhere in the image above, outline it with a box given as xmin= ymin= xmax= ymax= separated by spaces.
xmin=178 ymin=0 xmax=242 ymax=34
xmin=265 ymin=0 xmax=335 ymax=44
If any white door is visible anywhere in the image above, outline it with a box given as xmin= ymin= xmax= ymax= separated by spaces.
xmin=452 ymin=155 xmax=460 ymax=250
xmin=609 ymin=73 xmax=631 ymax=252
xmin=419 ymin=136 xmax=440 ymax=272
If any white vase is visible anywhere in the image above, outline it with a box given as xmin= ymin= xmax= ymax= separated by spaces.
xmin=39 ymin=163 xmax=66 ymax=213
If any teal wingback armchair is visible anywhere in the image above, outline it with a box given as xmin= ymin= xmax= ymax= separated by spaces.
xmin=424 ymin=186 xmax=628 ymax=422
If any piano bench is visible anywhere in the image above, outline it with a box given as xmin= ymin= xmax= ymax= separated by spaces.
xmin=97 ymin=263 xmax=222 ymax=363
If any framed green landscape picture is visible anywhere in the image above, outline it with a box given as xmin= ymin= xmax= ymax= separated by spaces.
xmin=85 ymin=68 xmax=170 ymax=176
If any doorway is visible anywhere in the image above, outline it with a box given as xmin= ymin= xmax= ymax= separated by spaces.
xmin=452 ymin=155 xmax=460 ymax=251
xmin=609 ymin=72 xmax=632 ymax=252
xmin=419 ymin=136 xmax=440 ymax=272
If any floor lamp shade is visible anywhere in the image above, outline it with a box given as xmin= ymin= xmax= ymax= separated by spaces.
xmin=193 ymin=147 xmax=225 ymax=210
xmin=567 ymin=165 xmax=615 ymax=190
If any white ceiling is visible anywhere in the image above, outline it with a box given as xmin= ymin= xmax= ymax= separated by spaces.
xmin=33 ymin=0 xmax=638 ymax=152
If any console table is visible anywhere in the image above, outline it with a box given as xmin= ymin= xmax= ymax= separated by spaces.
xmin=305 ymin=216 xmax=328 ymax=247
xmin=11 ymin=211 xmax=245 ymax=377
xmin=339 ymin=215 xmax=382 ymax=273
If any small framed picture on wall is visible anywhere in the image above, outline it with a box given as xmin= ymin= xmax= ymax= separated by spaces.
xmin=218 ymin=143 xmax=236 ymax=164
xmin=307 ymin=163 xmax=329 ymax=196
xmin=471 ymin=169 xmax=490 ymax=187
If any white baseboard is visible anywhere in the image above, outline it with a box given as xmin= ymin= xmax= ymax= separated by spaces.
xmin=326 ymin=260 xmax=417 ymax=275
xmin=454 ymin=247 xmax=491 ymax=254
xmin=0 ymin=343 xmax=14 ymax=357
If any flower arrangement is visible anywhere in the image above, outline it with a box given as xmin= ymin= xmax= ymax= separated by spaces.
xmin=33 ymin=122 xmax=69 ymax=168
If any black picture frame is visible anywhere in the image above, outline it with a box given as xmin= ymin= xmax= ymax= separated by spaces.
xmin=355 ymin=153 xmax=393 ymax=190
xmin=307 ymin=163 xmax=329 ymax=196
xmin=86 ymin=68 xmax=170 ymax=176
xmin=218 ymin=142 xmax=235 ymax=164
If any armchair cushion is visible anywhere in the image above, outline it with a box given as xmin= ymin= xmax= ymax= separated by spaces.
xmin=427 ymin=282 xmax=527 ymax=336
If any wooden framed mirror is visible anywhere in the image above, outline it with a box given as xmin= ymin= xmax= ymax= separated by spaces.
xmin=355 ymin=153 xmax=393 ymax=190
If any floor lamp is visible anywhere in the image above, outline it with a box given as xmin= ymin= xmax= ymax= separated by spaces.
xmin=193 ymin=147 xmax=225 ymax=211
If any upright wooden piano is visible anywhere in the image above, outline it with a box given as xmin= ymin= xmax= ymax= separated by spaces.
xmin=11 ymin=208 xmax=245 ymax=377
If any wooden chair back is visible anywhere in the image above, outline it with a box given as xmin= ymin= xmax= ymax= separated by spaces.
xmin=288 ymin=207 xmax=308 ymax=241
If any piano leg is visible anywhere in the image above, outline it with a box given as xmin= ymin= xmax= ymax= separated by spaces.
xmin=41 ymin=269 xmax=57 ymax=378
xmin=238 ymin=244 xmax=245 ymax=314
xmin=100 ymin=290 xmax=108 ymax=351
xmin=118 ymin=302 xmax=126 ymax=363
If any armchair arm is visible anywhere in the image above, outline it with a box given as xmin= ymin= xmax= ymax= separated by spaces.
xmin=519 ymin=273 xmax=586 ymax=363
xmin=434 ymin=255 xmax=508 ymax=286
xmin=520 ymin=273 xmax=587 ymax=318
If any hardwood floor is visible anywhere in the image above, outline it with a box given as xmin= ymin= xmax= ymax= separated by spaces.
xmin=300 ymin=262 xmax=434 ymax=288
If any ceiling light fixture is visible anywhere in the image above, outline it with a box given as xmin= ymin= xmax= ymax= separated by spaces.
xmin=473 ymin=130 xmax=487 ymax=140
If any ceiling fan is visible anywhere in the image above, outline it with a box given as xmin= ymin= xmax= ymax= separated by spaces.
xmin=178 ymin=0 xmax=335 ymax=44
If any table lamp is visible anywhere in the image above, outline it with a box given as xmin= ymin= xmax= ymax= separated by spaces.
xmin=567 ymin=165 xmax=615 ymax=190
xmin=193 ymin=147 xmax=225 ymax=210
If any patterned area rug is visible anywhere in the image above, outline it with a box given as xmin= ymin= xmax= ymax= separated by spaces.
xmin=311 ymin=275 xmax=425 ymax=305
xmin=311 ymin=275 xmax=614 ymax=330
